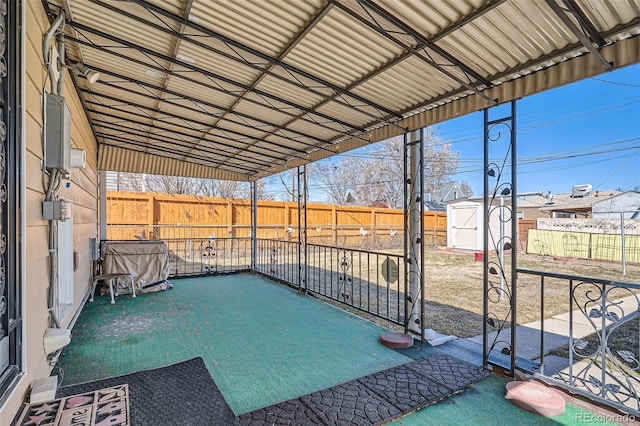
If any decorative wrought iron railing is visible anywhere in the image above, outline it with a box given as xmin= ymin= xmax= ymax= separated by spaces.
xmin=109 ymin=234 xmax=409 ymax=330
xmin=164 ymin=237 xmax=251 ymax=276
xmin=255 ymin=239 xmax=407 ymax=327
xmin=518 ymin=268 xmax=640 ymax=416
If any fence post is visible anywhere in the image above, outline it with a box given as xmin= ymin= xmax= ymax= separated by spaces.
xmin=332 ymin=206 xmax=338 ymax=246
xmin=149 ymin=194 xmax=157 ymax=239
xmin=621 ymin=212 xmax=627 ymax=275
xmin=371 ymin=208 xmax=376 ymax=242
xmin=285 ymin=202 xmax=290 ymax=241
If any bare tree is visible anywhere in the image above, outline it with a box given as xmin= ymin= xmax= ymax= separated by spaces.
xmin=312 ymin=129 xmax=459 ymax=208
xmin=459 ymin=181 xmax=474 ymax=197
xmin=274 ymin=170 xmax=299 ymax=202
xmin=111 ymin=172 xmax=146 ymax=192
xmin=251 ymin=180 xmax=275 ymax=200
xmin=145 ymin=175 xmax=200 ymax=195
xmin=308 ymin=160 xmax=359 ymax=205
xmin=197 ymin=179 xmax=245 ymax=198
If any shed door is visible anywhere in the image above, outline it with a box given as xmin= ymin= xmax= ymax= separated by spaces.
xmin=452 ymin=206 xmax=479 ymax=250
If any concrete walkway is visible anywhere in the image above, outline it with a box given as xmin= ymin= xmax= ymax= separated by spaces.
xmin=434 ymin=294 xmax=639 ymax=376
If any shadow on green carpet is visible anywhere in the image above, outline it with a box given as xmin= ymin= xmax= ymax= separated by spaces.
xmin=57 ymin=273 xmax=411 ymax=414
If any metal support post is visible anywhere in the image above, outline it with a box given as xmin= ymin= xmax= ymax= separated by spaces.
xmin=99 ymin=171 xmax=108 ymax=241
xmin=405 ymin=129 xmax=425 ymax=341
xmin=251 ymin=181 xmax=258 ymax=270
xmin=621 ymin=212 xmax=627 ymax=275
xmin=483 ymin=100 xmax=518 ymax=377
xmin=297 ymin=165 xmax=308 ymax=292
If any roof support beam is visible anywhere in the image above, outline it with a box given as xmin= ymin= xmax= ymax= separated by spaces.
xmin=92 ymin=79 xmax=330 ymax=151
xmin=65 ymin=21 xmax=368 ymax=134
xmin=95 ymin=133 xmax=257 ymax=173
xmin=88 ymin=0 xmax=399 ymax=128
xmin=205 ymin=3 xmax=353 ymax=165
xmin=128 ymin=0 xmax=402 ymax=119
xmin=563 ymin=0 xmax=606 ymax=47
xmin=545 ymin=0 xmax=612 ymax=70
xmin=432 ymin=0 xmax=507 ymax=42
xmin=87 ymin=109 xmax=283 ymax=165
xmin=267 ymin=1 xmax=505 ymax=144
xmin=357 ymin=0 xmax=492 ymax=88
xmin=387 ymin=18 xmax=639 ymax=120
xmin=331 ymin=1 xmax=497 ymax=106
xmin=93 ymin=125 xmax=266 ymax=172
xmin=147 ymin=0 xmax=195 ymax=155
xmin=82 ymin=90 xmax=308 ymax=156
xmin=64 ymin=37 xmax=354 ymax=147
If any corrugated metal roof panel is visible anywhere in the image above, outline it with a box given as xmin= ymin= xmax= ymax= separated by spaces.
xmin=68 ymin=1 xmax=179 ymax=51
xmin=164 ymin=77 xmax=239 ymax=110
xmin=45 ymin=0 xmax=639 ymax=181
xmin=189 ymin=0 xmax=326 ymax=57
xmin=352 ymin=56 xmax=461 ymax=112
xmin=99 ymin=145 xmax=248 ymax=180
xmin=253 ymin=75 xmax=327 ymax=109
xmin=174 ymin=41 xmax=264 ymax=87
xmin=284 ymin=7 xmax=405 ymax=88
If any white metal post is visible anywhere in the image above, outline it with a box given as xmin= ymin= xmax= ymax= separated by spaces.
xmin=99 ymin=170 xmax=107 ymax=241
xmin=621 ymin=212 xmax=627 ymax=275
xmin=500 ymin=196 xmax=505 ymax=300
xmin=407 ymin=129 xmax=423 ymax=338
xmin=251 ymin=181 xmax=258 ymax=270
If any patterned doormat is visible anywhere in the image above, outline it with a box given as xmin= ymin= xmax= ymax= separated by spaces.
xmin=16 ymin=385 xmax=130 ymax=426
xmin=239 ymin=355 xmax=489 ymax=425
xmin=50 ymin=358 xmax=237 ymax=426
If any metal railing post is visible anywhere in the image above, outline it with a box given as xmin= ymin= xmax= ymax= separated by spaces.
xmin=251 ymin=181 xmax=258 ymax=271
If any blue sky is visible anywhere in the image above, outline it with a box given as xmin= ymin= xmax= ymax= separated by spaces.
xmin=436 ymin=63 xmax=640 ymax=197
xmin=270 ymin=63 xmax=639 ymax=202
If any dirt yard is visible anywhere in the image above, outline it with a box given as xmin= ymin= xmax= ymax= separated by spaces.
xmin=420 ymin=249 xmax=640 ymax=338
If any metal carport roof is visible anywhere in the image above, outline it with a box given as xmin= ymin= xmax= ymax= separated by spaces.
xmin=44 ymin=0 xmax=640 ymax=181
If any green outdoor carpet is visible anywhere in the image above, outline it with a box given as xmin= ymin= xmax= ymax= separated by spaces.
xmin=57 ymin=273 xmax=410 ymax=414
xmin=389 ymin=375 xmax=623 ymax=426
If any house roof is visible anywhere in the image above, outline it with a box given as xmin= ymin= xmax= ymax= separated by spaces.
xmin=46 ymin=0 xmax=640 ymax=181
xmin=447 ymin=190 xmax=623 ymax=211
xmin=519 ymin=191 xmax=622 ymax=212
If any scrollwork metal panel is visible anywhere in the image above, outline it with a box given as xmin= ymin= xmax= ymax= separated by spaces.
xmin=560 ymin=282 xmax=640 ymax=413
xmin=483 ymin=101 xmax=518 ymax=375
xmin=0 ymin=0 xmax=8 ymax=338
xmin=0 ymin=0 xmax=22 ymax=392
xmin=402 ymin=130 xmax=426 ymax=341
xmin=337 ymin=249 xmax=353 ymax=302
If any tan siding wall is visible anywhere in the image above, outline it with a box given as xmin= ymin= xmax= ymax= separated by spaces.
xmin=0 ymin=1 xmax=99 ymax=422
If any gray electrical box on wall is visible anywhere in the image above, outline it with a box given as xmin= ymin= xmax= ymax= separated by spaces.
xmin=45 ymin=93 xmax=71 ymax=171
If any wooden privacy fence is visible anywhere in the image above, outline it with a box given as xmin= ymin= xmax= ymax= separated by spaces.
xmin=106 ymin=191 xmax=447 ymax=247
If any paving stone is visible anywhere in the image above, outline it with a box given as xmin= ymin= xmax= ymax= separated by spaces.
xmin=358 ymin=364 xmax=452 ymax=412
xmin=240 ymin=355 xmax=490 ymax=426
xmin=301 ymin=381 xmax=401 ymax=426
xmin=238 ymin=399 xmax=326 ymax=426
xmin=406 ymin=355 xmax=489 ymax=391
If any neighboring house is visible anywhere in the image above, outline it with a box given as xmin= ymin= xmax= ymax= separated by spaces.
xmin=370 ymin=200 xmax=390 ymax=209
xmin=425 ymin=181 xmax=467 ymax=212
xmin=461 ymin=188 xmax=625 ymax=220
xmin=592 ymin=191 xmax=640 ymax=220
xmin=523 ymin=190 xmax=623 ymax=219
xmin=444 ymin=188 xmax=633 ymax=250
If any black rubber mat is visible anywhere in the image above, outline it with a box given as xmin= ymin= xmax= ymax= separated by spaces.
xmin=56 ymin=358 xmax=238 ymax=425
xmin=239 ymin=355 xmax=489 ymax=426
